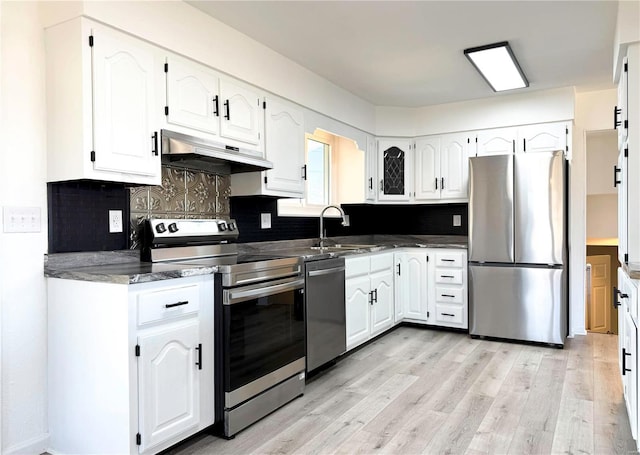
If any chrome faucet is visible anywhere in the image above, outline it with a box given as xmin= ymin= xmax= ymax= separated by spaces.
xmin=319 ymin=205 xmax=348 ymax=248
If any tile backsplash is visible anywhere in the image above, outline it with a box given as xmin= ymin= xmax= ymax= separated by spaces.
xmin=129 ymin=165 xmax=231 ymax=248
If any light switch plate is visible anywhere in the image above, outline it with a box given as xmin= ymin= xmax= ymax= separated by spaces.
xmin=261 ymin=213 xmax=272 ymax=229
xmin=3 ymin=206 xmax=41 ymax=233
xmin=453 ymin=214 xmax=462 ymax=227
xmin=109 ymin=210 xmax=123 ymax=233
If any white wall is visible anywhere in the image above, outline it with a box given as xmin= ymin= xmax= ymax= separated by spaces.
xmin=39 ymin=1 xmax=377 ymax=135
xmin=587 ymin=195 xmax=618 ymax=239
xmin=571 ymin=88 xmax=618 ymax=336
xmin=0 ymin=2 xmax=49 ymax=454
xmin=375 ymin=86 xmax=575 ymax=136
xmin=586 ymin=131 xmax=618 ymax=195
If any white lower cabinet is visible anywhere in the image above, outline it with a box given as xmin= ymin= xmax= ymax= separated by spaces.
xmin=433 ymin=250 xmax=468 ymax=329
xmin=394 ymin=249 xmax=431 ymax=322
xmin=618 ymin=268 xmax=639 ymax=443
xmin=48 ymin=275 xmax=214 ymax=455
xmin=345 ymin=252 xmax=394 ymax=350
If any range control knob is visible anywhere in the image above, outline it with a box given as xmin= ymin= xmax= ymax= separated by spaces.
xmin=228 ymin=222 xmax=236 ymax=231
xmin=156 ymin=223 xmax=167 ymax=234
xmin=168 ymin=223 xmax=179 ymax=233
xmin=217 ymin=222 xmax=227 ymax=231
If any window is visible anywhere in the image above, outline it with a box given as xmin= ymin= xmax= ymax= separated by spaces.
xmin=306 ymin=139 xmax=330 ymax=206
xmin=278 ymin=129 xmax=365 ymax=217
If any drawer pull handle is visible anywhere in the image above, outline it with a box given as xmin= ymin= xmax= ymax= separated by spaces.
xmin=195 ymin=343 xmax=202 ymax=370
xmin=441 ymin=294 xmax=456 ymax=298
xmin=440 ymin=275 xmax=455 ymax=278
xmin=165 ymin=301 xmax=189 ymax=308
xmin=441 ymin=312 xmax=455 ymax=317
xmin=623 ymin=348 xmax=631 ymax=375
xmin=441 ymin=259 xmax=455 ymax=262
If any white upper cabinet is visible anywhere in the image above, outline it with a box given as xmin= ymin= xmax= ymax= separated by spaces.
xmin=365 ymin=135 xmax=378 ymax=201
xmin=46 ymin=18 xmax=161 ymax=185
xmin=377 ymin=138 xmax=413 ymax=201
xmin=414 ymin=136 xmax=441 ymax=200
xmin=219 ymin=78 xmax=263 ymax=153
xmin=263 ymin=97 xmax=305 ymax=194
xmin=475 ymin=127 xmax=517 ymax=156
xmin=165 ymin=55 xmax=220 ymax=136
xmin=617 ymin=55 xmax=629 ymax=144
xmin=517 ymin=122 xmax=568 ymax=154
xmin=415 ymin=133 xmax=469 ymax=202
xmin=231 ymin=96 xmax=305 ymax=197
xmin=164 ymin=56 xmax=265 ymax=156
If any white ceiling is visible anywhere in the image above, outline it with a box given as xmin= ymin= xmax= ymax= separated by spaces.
xmin=187 ymin=1 xmax=619 ymax=108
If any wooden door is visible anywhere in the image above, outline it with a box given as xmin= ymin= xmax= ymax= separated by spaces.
xmin=587 ymin=255 xmax=612 ymax=333
xmin=138 ymin=320 xmax=200 ymax=453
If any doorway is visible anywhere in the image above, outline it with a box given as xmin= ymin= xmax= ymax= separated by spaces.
xmin=585 ymin=130 xmax=619 ymax=334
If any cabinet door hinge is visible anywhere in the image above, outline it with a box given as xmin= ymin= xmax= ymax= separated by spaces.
xmin=264 ymin=175 xmax=268 ymax=184
xmin=426 ymin=255 xmax=429 ymax=262
xmin=89 ymin=35 xmax=94 ymax=47
xmin=164 ymin=62 xmax=168 ymax=73
xmin=164 ymin=106 xmax=169 ymax=116
xmin=625 ymin=147 xmax=629 ymax=158
xmin=135 ymin=344 xmax=140 ymax=357
xmin=427 ymin=311 xmax=430 ymax=318
xmin=624 ymin=62 xmax=628 ymax=72
xmin=136 ymin=433 xmax=141 ymax=446
xmin=263 ymin=100 xmax=267 ymax=109
xmin=90 ymin=151 xmax=96 ymax=162
xmin=624 ymin=120 xmax=628 ymax=129
xmin=625 ymin=253 xmax=629 ymax=263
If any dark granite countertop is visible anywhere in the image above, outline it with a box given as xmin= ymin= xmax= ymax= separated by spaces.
xmin=45 ymin=235 xmax=467 ymax=283
xmin=44 ymin=250 xmax=218 ymax=285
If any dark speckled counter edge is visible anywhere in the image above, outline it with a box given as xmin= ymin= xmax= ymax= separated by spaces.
xmin=45 ymin=235 xmax=468 ymax=284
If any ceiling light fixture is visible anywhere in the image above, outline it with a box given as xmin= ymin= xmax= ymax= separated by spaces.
xmin=464 ymin=41 xmax=529 ymax=92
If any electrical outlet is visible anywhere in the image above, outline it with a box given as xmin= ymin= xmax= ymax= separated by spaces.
xmin=453 ymin=214 xmax=462 ymax=227
xmin=109 ymin=210 xmax=123 ymax=233
xmin=261 ymin=213 xmax=272 ymax=229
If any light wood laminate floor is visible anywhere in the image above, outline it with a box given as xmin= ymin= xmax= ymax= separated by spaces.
xmin=168 ymin=327 xmax=637 ymax=455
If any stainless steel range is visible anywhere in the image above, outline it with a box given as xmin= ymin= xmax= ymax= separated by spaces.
xmin=142 ymin=218 xmax=305 ymax=438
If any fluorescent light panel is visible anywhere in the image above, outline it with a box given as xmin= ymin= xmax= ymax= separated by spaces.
xmin=464 ymin=42 xmax=528 ymax=92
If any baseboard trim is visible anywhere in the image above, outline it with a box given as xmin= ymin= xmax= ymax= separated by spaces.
xmin=4 ymin=433 xmax=49 ymax=455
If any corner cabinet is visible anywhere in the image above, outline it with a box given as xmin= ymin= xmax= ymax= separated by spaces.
xmin=376 ymin=139 xmax=413 ymax=201
xmin=345 ymin=252 xmax=395 ymax=350
xmin=47 ymin=275 xmax=214 ymax=455
xmin=231 ymin=96 xmax=306 ymax=197
xmin=45 ymin=17 xmax=161 ymax=185
xmin=394 ymin=249 xmax=431 ymax=322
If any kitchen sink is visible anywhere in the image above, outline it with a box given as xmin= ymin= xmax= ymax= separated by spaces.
xmin=309 ymin=244 xmax=376 ymax=251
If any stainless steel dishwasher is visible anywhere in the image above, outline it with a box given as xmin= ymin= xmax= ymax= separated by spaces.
xmin=305 ymin=257 xmax=346 ymax=373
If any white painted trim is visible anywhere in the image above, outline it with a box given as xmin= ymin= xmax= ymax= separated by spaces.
xmin=3 ymin=433 xmax=49 ymax=455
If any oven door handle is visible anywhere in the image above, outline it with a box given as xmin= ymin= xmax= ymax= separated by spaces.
xmin=224 ymin=278 xmax=305 ymax=305
xmin=307 ymin=266 xmax=345 ymax=278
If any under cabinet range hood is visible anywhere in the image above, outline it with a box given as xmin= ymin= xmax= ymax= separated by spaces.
xmin=160 ymin=129 xmax=273 ymax=174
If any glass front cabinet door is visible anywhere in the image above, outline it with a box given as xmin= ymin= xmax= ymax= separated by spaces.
xmin=377 ymin=138 xmax=413 ymax=201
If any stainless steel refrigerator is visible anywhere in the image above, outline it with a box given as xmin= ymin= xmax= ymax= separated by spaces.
xmin=468 ymin=151 xmax=567 ymax=346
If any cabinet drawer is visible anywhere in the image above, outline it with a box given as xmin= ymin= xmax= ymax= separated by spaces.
xmin=435 ymin=304 xmax=463 ymax=325
xmin=345 ymin=256 xmax=371 ymax=278
xmin=435 ymin=287 xmax=464 ymax=304
xmin=435 ymin=269 xmax=463 ymax=284
xmin=137 ymin=284 xmax=200 ymax=326
xmin=435 ymin=251 xmax=465 ymax=268
xmin=370 ymin=252 xmax=394 ymax=272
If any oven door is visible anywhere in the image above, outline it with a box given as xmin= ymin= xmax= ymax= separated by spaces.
xmin=222 ymin=276 xmax=305 ymax=407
